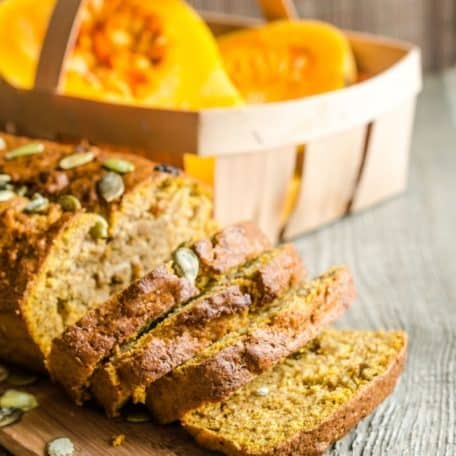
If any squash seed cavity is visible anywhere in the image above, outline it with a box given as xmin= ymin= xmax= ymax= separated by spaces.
xmin=5 ymin=143 xmax=44 ymax=160
xmin=0 ymin=389 xmax=38 ymax=411
xmin=59 ymin=151 xmax=95 ymax=170
xmin=58 ymin=195 xmax=81 ymax=212
xmin=47 ymin=437 xmax=75 ymax=456
xmin=173 ymin=247 xmax=199 ymax=284
xmin=103 ymin=158 xmax=135 ymax=174
xmin=98 ymin=172 xmax=125 ymax=202
xmin=0 ymin=408 xmax=22 ymax=428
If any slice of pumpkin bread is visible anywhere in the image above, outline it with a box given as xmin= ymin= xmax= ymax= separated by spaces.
xmin=0 ymin=133 xmax=213 ymax=370
xmin=91 ymin=244 xmax=305 ymax=416
xmin=183 ymin=329 xmax=407 ymax=456
xmin=147 ymin=266 xmax=356 ymax=423
xmin=48 ymin=222 xmax=271 ymax=404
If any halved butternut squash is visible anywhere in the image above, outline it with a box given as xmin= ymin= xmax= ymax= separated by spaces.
xmin=0 ymin=0 xmax=243 ymax=109
xmin=218 ymin=20 xmax=357 ymax=103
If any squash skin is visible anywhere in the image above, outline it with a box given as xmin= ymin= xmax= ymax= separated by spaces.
xmin=218 ymin=20 xmax=357 ymax=104
xmin=0 ymin=0 xmax=243 ymax=109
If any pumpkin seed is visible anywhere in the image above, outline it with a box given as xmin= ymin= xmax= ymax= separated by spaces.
xmin=153 ymin=163 xmax=180 ymax=176
xmin=255 ymin=386 xmax=270 ymax=397
xmin=58 ymin=195 xmax=81 ymax=212
xmin=103 ymin=158 xmax=135 ymax=174
xmin=0 ymin=190 xmax=15 ymax=202
xmin=90 ymin=216 xmax=109 ymax=239
xmin=0 ymin=137 xmax=6 ymax=150
xmin=98 ymin=172 xmax=125 ymax=202
xmin=15 ymin=185 xmax=28 ymax=197
xmin=47 ymin=437 xmax=75 ymax=456
xmin=24 ymin=194 xmax=49 ymax=213
xmin=5 ymin=143 xmax=44 ymax=160
xmin=125 ymin=410 xmax=151 ymax=423
xmin=0 ymin=174 xmax=11 ymax=186
xmin=0 ymin=408 xmax=22 ymax=428
xmin=7 ymin=369 xmax=38 ymax=386
xmin=173 ymin=247 xmax=199 ymax=284
xmin=59 ymin=151 xmax=95 ymax=170
xmin=0 ymin=365 xmax=9 ymax=382
xmin=0 ymin=389 xmax=38 ymax=411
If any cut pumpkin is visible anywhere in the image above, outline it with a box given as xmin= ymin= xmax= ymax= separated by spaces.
xmin=218 ymin=20 xmax=357 ymax=103
xmin=0 ymin=0 xmax=243 ymax=109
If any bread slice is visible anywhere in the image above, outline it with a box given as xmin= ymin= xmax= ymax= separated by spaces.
xmin=0 ymin=133 xmax=213 ymax=370
xmin=182 ymin=329 xmax=407 ymax=456
xmin=47 ymin=222 xmax=271 ymax=404
xmin=91 ymin=244 xmax=305 ymax=416
xmin=147 ymin=266 xmax=356 ymax=423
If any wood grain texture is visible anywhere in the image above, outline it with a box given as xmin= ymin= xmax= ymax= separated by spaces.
xmin=0 ymin=75 xmax=454 ymax=455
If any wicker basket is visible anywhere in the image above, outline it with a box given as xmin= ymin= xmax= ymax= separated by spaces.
xmin=0 ymin=0 xmax=422 ymax=242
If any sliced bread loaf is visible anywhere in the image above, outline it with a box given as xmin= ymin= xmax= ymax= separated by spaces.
xmin=91 ymin=244 xmax=305 ymax=416
xmin=182 ymin=329 xmax=407 ymax=456
xmin=47 ymin=222 xmax=271 ymax=404
xmin=147 ymin=266 xmax=356 ymax=423
xmin=0 ymin=133 xmax=213 ymax=370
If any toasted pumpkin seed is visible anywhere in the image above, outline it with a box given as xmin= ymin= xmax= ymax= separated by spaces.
xmin=103 ymin=158 xmax=135 ymax=174
xmin=24 ymin=194 xmax=49 ymax=213
xmin=0 ymin=137 xmax=6 ymax=150
xmin=153 ymin=163 xmax=180 ymax=176
xmin=0 ymin=174 xmax=11 ymax=186
xmin=58 ymin=195 xmax=81 ymax=212
xmin=15 ymin=185 xmax=28 ymax=197
xmin=0 ymin=190 xmax=15 ymax=202
xmin=47 ymin=437 xmax=75 ymax=456
xmin=125 ymin=410 xmax=151 ymax=423
xmin=59 ymin=151 xmax=95 ymax=170
xmin=98 ymin=172 xmax=125 ymax=202
xmin=0 ymin=408 xmax=22 ymax=428
xmin=173 ymin=247 xmax=199 ymax=284
xmin=7 ymin=369 xmax=38 ymax=387
xmin=0 ymin=365 xmax=9 ymax=382
xmin=5 ymin=143 xmax=44 ymax=160
xmin=90 ymin=216 xmax=109 ymax=239
xmin=0 ymin=389 xmax=38 ymax=411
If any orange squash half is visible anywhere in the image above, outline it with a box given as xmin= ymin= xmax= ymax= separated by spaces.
xmin=218 ymin=20 xmax=357 ymax=104
xmin=0 ymin=0 xmax=243 ymax=109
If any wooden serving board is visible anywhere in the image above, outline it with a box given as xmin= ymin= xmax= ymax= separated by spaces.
xmin=0 ymin=378 xmax=214 ymax=456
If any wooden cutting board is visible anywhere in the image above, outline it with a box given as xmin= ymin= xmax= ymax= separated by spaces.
xmin=0 ymin=377 xmax=214 ymax=455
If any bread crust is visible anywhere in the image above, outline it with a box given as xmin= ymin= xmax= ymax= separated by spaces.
xmin=48 ymin=222 xmax=271 ymax=404
xmin=91 ymin=244 xmax=304 ymax=416
xmin=183 ymin=334 xmax=407 ymax=456
xmin=148 ymin=267 xmax=356 ymax=423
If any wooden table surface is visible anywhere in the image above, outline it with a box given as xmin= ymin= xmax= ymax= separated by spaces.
xmin=293 ymin=70 xmax=456 ymax=455
xmin=1 ymin=72 xmax=455 ymax=455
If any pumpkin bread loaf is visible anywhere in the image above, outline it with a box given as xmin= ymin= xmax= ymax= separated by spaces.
xmin=182 ymin=329 xmax=407 ymax=456
xmin=147 ymin=266 xmax=356 ymax=423
xmin=48 ymin=222 xmax=271 ymax=404
xmin=91 ymin=244 xmax=305 ymax=416
xmin=0 ymin=133 xmax=213 ymax=370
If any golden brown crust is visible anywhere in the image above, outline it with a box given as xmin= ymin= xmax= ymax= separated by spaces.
xmin=147 ymin=267 xmax=356 ymax=423
xmin=183 ymin=335 xmax=407 ymax=456
xmin=91 ymin=245 xmax=304 ymax=416
xmin=48 ymin=222 xmax=271 ymax=404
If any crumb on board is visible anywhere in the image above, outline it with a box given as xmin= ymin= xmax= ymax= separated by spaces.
xmin=111 ymin=434 xmax=126 ymax=447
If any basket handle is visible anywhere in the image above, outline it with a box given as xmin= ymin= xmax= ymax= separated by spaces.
xmin=34 ymin=0 xmax=84 ymax=92
xmin=256 ymin=0 xmax=298 ymax=21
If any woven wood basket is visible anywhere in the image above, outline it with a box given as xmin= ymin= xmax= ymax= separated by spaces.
xmin=0 ymin=0 xmax=422 ymax=242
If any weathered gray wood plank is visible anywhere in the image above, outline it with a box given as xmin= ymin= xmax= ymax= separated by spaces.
xmin=287 ymin=72 xmax=456 ymax=455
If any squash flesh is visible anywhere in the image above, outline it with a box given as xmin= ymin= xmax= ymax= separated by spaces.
xmin=218 ymin=20 xmax=357 ymax=103
xmin=0 ymin=0 xmax=243 ymax=109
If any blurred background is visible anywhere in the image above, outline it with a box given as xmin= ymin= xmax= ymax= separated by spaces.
xmin=190 ymin=0 xmax=456 ymax=71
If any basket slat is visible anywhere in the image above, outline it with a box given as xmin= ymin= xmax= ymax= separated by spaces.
xmin=350 ymin=98 xmax=416 ymax=212
xmin=283 ymin=125 xmax=367 ymax=239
